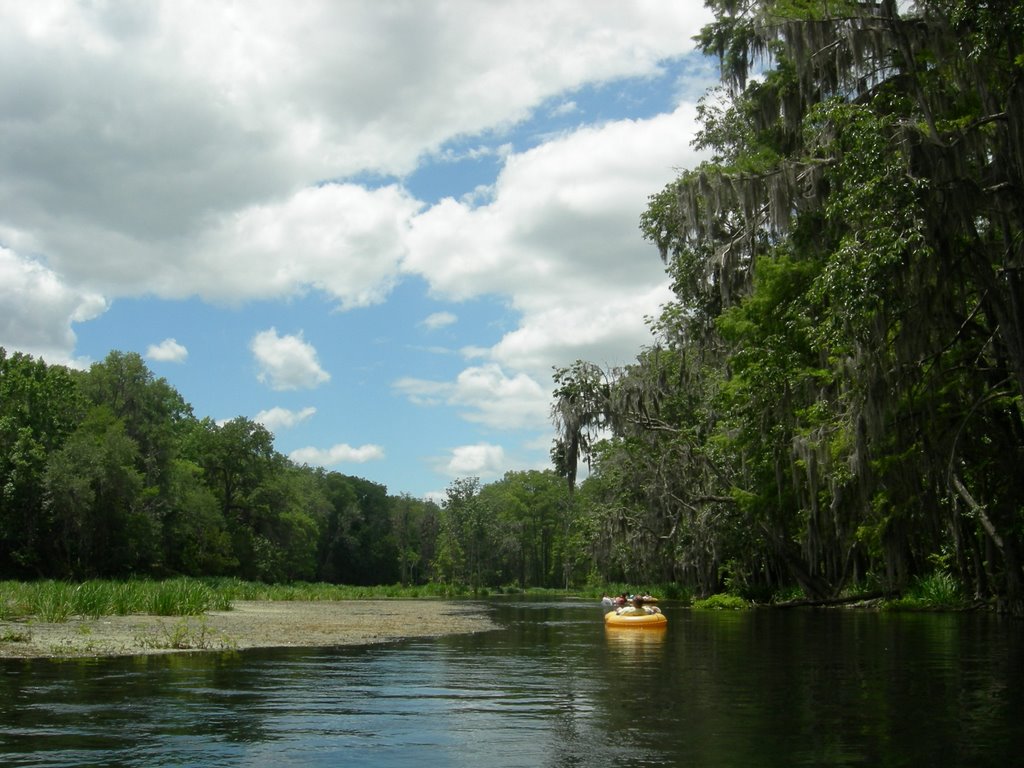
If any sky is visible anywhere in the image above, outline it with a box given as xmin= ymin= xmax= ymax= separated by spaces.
xmin=0 ymin=1 xmax=718 ymax=502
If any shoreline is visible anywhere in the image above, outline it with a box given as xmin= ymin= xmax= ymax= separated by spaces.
xmin=0 ymin=600 xmax=497 ymax=660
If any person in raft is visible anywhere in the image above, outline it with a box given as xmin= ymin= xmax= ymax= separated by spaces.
xmin=616 ymin=595 xmax=662 ymax=616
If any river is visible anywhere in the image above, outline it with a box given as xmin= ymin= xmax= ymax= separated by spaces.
xmin=1 ymin=598 xmax=1021 ymax=766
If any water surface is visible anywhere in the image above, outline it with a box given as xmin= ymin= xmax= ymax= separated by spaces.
xmin=2 ymin=599 xmax=1021 ymax=766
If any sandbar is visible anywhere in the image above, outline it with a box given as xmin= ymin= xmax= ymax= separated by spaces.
xmin=0 ymin=600 xmax=496 ymax=659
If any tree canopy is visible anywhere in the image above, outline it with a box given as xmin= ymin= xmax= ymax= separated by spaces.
xmin=554 ymin=0 xmax=1024 ymax=613
xmin=0 ymin=348 xmax=574 ymax=590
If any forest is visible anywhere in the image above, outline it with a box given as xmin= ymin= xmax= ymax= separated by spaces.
xmin=2 ymin=1 xmax=1023 ymax=614
xmin=553 ymin=0 xmax=1024 ymax=615
xmin=0 ymin=347 xmax=582 ymax=590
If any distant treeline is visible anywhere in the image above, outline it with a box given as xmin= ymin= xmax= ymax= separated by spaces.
xmin=0 ymin=348 xmax=576 ymax=589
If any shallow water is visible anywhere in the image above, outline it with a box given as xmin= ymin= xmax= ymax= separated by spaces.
xmin=2 ymin=599 xmax=1021 ymax=766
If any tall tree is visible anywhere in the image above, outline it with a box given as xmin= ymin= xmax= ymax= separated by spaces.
xmin=43 ymin=406 xmax=148 ymax=577
xmin=0 ymin=349 xmax=86 ymax=576
xmin=559 ymin=0 xmax=1024 ymax=610
xmin=434 ymin=477 xmax=492 ymax=589
xmin=81 ymin=351 xmax=192 ymax=487
xmin=479 ymin=470 xmax=571 ymax=588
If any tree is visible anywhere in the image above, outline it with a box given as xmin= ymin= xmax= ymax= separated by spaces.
xmin=434 ymin=477 xmax=492 ymax=589
xmin=160 ymin=458 xmax=236 ymax=576
xmin=81 ymin=351 xmax=192 ymax=488
xmin=682 ymin=0 xmax=1024 ymax=609
xmin=558 ymin=0 xmax=1024 ymax=609
xmin=479 ymin=470 xmax=570 ymax=588
xmin=181 ymin=416 xmax=283 ymax=580
xmin=43 ymin=406 xmax=148 ymax=577
xmin=390 ymin=493 xmax=440 ymax=585
xmin=315 ymin=473 xmax=396 ymax=585
xmin=0 ymin=349 xmax=85 ymax=576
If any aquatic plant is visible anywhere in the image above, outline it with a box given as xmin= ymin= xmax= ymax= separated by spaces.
xmin=692 ymin=594 xmax=750 ymax=611
xmin=884 ymin=573 xmax=967 ymax=611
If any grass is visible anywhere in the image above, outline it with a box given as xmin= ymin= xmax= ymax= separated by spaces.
xmin=0 ymin=627 xmax=31 ymax=643
xmin=0 ymin=577 xmax=484 ymax=623
xmin=0 ymin=578 xmax=228 ymax=622
xmin=134 ymin=618 xmax=238 ymax=652
xmin=202 ymin=578 xmax=472 ymax=602
xmin=883 ymin=572 xmax=967 ymax=611
xmin=0 ymin=577 xmax=714 ymax=624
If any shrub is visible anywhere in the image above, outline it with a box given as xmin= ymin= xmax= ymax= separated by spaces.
xmin=692 ymin=593 xmax=750 ymax=611
xmin=884 ymin=572 xmax=966 ymax=611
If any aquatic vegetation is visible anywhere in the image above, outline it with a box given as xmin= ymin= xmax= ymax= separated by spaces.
xmin=135 ymin=618 xmax=237 ymax=651
xmin=0 ymin=577 xmax=497 ymax=624
xmin=692 ymin=594 xmax=750 ymax=611
xmin=884 ymin=573 xmax=967 ymax=611
xmin=0 ymin=578 xmax=226 ymax=621
xmin=0 ymin=627 xmax=31 ymax=644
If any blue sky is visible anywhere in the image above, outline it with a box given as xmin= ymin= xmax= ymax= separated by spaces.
xmin=0 ymin=1 xmax=718 ymax=501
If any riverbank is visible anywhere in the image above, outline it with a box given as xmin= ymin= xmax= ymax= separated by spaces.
xmin=0 ymin=600 xmax=497 ymax=659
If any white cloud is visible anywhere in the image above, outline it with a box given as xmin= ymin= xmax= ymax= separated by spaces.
xmin=550 ymin=100 xmax=579 ymax=118
xmin=290 ymin=443 xmax=385 ymax=467
xmin=0 ymin=1 xmax=712 ymax=321
xmin=421 ymin=311 xmax=457 ymax=330
xmin=488 ymin=284 xmax=676 ymax=375
xmin=254 ymin=406 xmax=317 ymax=432
xmin=442 ymin=443 xmax=506 ymax=478
xmin=251 ymin=328 xmax=330 ymax=391
xmin=145 ymin=338 xmax=188 ymax=363
xmin=181 ymin=183 xmax=420 ymax=308
xmin=404 ymin=103 xmax=704 ymax=308
xmin=393 ymin=364 xmax=549 ymax=431
xmin=0 ymin=245 xmax=106 ymax=366
xmin=396 ymin=104 xmax=707 ymax=433
xmin=453 ymin=365 xmax=549 ymax=430
xmin=0 ymin=0 xmax=718 ymax=496
xmin=392 ymin=376 xmax=451 ymax=407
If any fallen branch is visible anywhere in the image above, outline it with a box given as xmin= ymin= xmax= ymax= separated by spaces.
xmin=772 ymin=590 xmax=889 ymax=608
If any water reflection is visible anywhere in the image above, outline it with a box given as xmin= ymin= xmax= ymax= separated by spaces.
xmin=1 ymin=601 xmax=1022 ymax=767
xmin=603 ymin=625 xmax=667 ymax=665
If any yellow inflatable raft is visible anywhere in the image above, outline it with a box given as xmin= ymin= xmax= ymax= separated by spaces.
xmin=604 ymin=609 xmax=667 ymax=628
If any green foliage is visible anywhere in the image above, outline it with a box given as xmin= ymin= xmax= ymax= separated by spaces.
xmin=32 ymin=582 xmax=75 ymax=622
xmin=0 ymin=349 xmax=86 ymax=576
xmin=0 ymin=578 xmax=229 ymax=621
xmin=477 ymin=470 xmax=573 ymax=589
xmin=884 ymin=573 xmax=967 ymax=612
xmin=0 ymin=627 xmax=31 ymax=644
xmin=135 ymin=617 xmax=236 ymax=651
xmin=692 ymin=593 xmax=751 ymax=611
xmin=554 ymin=0 xmax=1024 ymax=615
xmin=145 ymin=578 xmax=225 ymax=616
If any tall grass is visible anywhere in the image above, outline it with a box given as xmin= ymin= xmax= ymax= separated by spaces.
xmin=0 ymin=578 xmax=474 ymax=623
xmin=198 ymin=577 xmax=476 ymax=602
xmin=0 ymin=578 xmax=228 ymax=622
xmin=884 ymin=572 xmax=966 ymax=611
